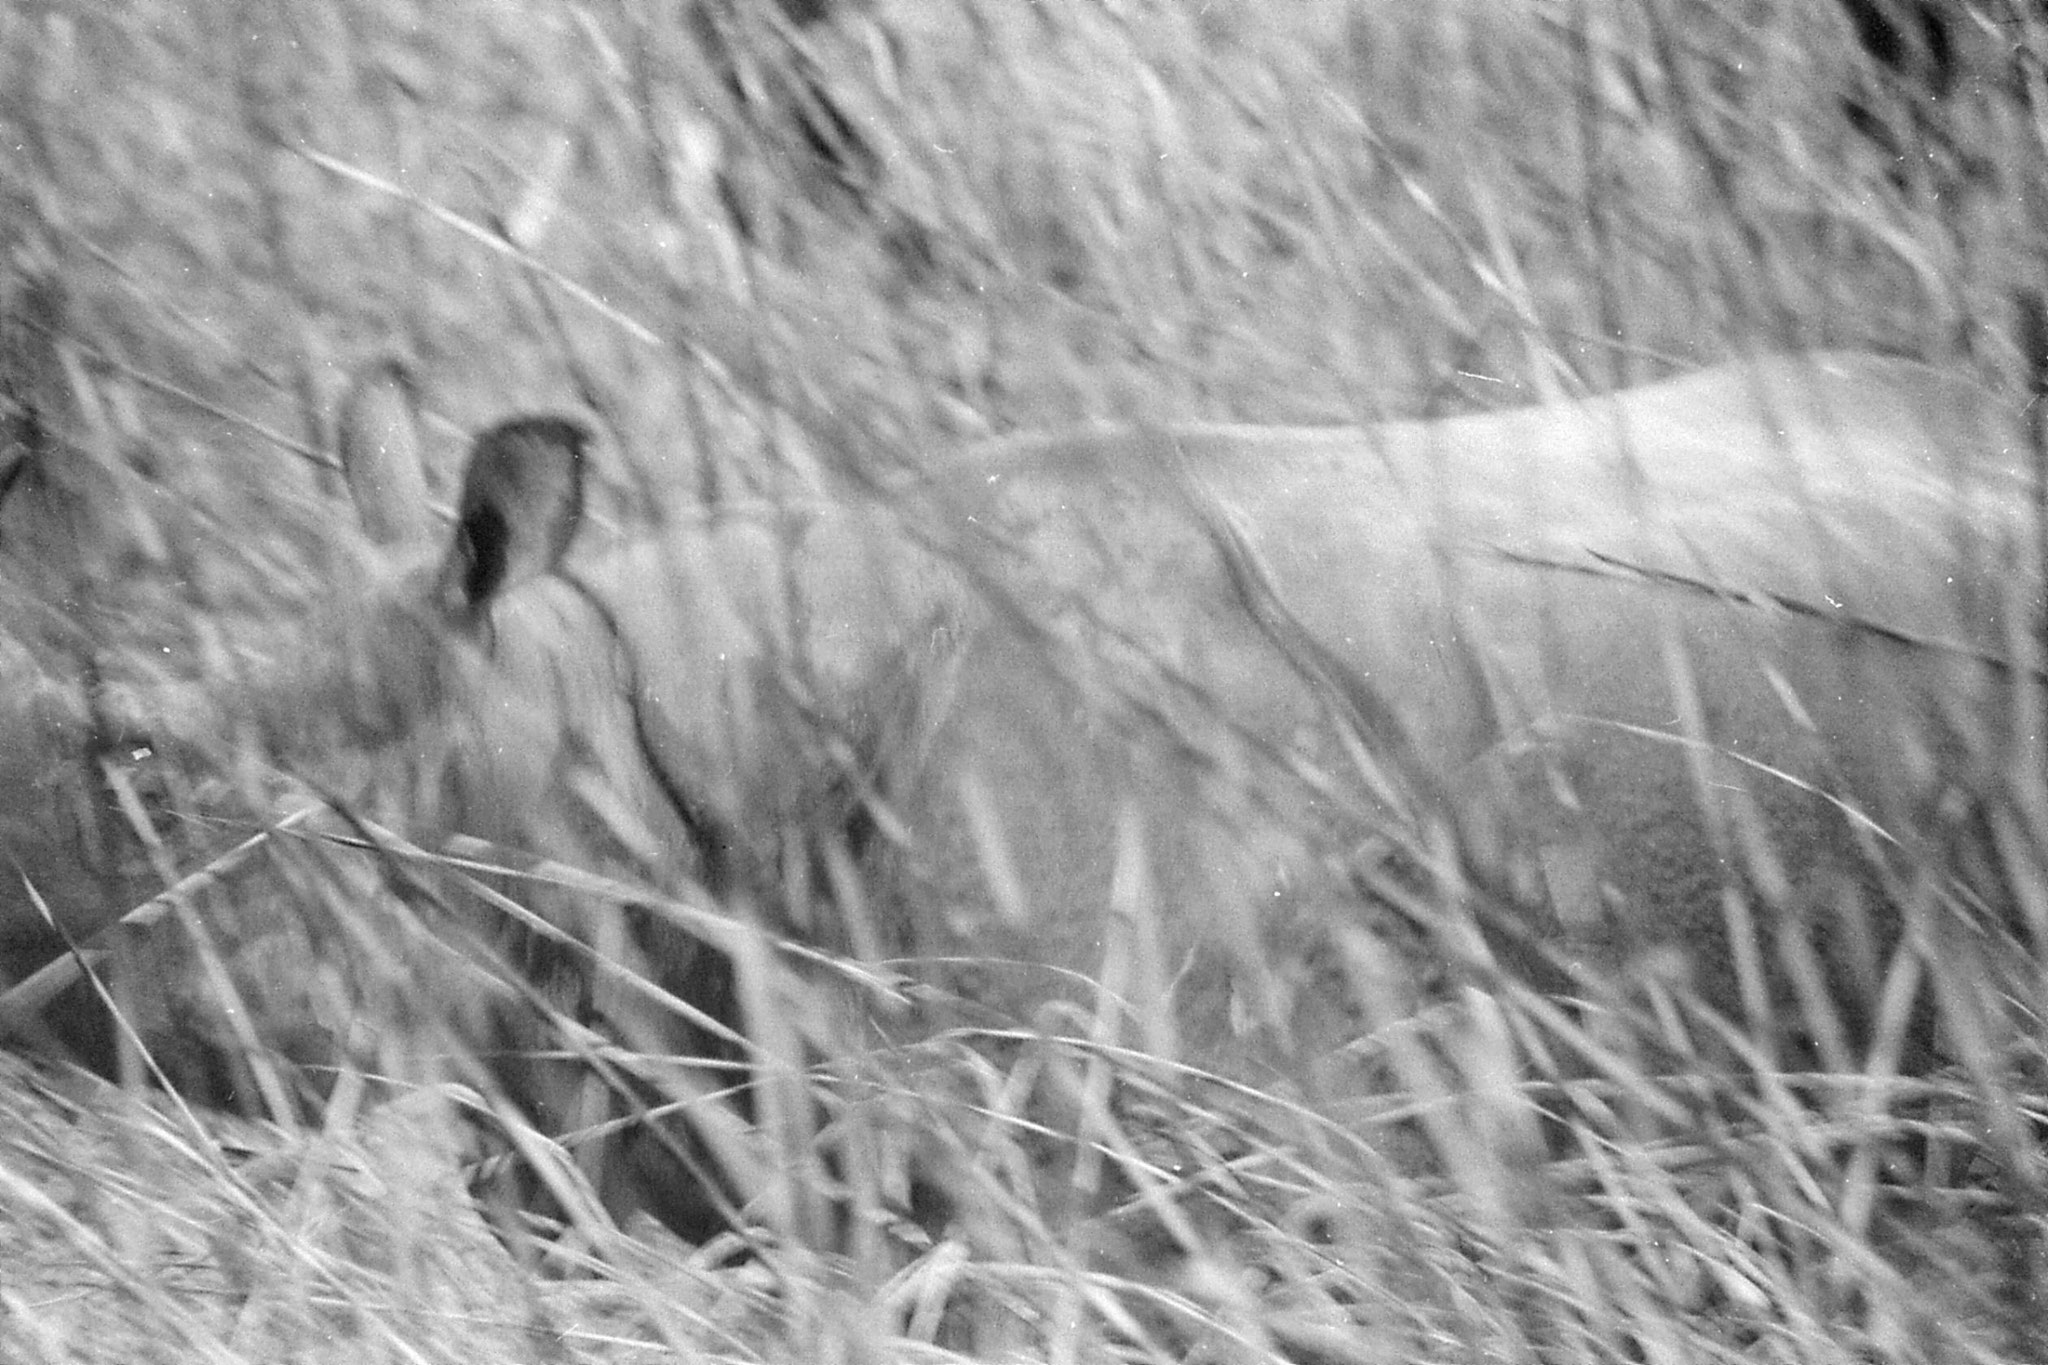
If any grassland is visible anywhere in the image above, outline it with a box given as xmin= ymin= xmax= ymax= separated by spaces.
xmin=1 ymin=1 xmax=2045 ymax=1360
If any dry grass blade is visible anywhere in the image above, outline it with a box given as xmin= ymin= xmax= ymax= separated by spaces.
xmin=0 ymin=806 xmax=321 ymax=1032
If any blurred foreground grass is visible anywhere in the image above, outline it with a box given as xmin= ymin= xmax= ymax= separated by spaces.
xmin=2 ymin=0 xmax=2046 ymax=1360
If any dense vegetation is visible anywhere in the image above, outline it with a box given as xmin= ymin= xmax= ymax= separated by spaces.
xmin=1 ymin=1 xmax=2044 ymax=1360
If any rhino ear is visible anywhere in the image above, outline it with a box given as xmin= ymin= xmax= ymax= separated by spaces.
xmin=441 ymin=415 xmax=591 ymax=616
xmin=337 ymin=358 xmax=432 ymax=549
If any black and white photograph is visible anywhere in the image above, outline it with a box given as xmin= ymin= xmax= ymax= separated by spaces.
xmin=0 ymin=1 xmax=2043 ymax=1359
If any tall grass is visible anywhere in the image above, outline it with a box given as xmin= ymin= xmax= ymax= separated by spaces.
xmin=0 ymin=0 xmax=2044 ymax=1360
